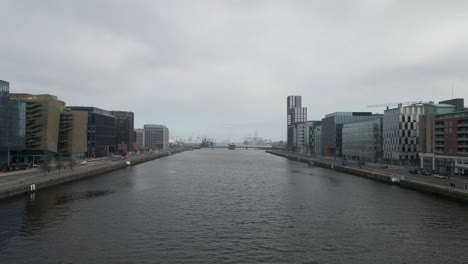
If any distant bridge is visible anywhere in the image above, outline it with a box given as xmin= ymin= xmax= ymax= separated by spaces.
xmin=203 ymin=145 xmax=274 ymax=150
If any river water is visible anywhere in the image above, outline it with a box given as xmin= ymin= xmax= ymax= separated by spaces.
xmin=1 ymin=150 xmax=468 ymax=263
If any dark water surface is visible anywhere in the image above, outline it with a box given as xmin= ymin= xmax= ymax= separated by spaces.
xmin=1 ymin=150 xmax=468 ymax=263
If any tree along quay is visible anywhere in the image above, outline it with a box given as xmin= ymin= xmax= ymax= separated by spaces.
xmin=0 ymin=149 xmax=189 ymax=201
xmin=266 ymin=150 xmax=468 ymax=203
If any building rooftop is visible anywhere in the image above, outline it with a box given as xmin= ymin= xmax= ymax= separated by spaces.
xmin=436 ymin=110 xmax=468 ymax=119
xmin=68 ymin=106 xmax=113 ymax=117
xmin=325 ymin=112 xmax=372 ymax=118
xmin=144 ymin=124 xmax=167 ymax=128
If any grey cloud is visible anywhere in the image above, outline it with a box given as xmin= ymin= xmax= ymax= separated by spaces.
xmin=1 ymin=0 xmax=468 ymax=141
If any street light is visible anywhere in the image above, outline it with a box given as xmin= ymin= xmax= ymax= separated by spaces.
xmin=7 ymin=141 xmax=10 ymax=168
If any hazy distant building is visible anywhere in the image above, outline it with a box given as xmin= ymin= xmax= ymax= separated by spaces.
xmin=9 ymin=93 xmax=65 ymax=160
xmin=321 ymin=112 xmax=373 ymax=157
xmin=69 ymin=107 xmax=116 ymax=158
xmin=287 ymin=96 xmax=307 ymax=151
xmin=0 ymin=81 xmax=26 ymax=165
xmin=307 ymin=121 xmax=322 ymax=155
xmin=112 ymin=111 xmax=134 ymax=153
xmin=292 ymin=122 xmax=308 ymax=154
xmin=144 ymin=124 xmax=169 ymax=150
xmin=342 ymin=117 xmax=383 ymax=163
xmin=314 ymin=126 xmax=322 ymax=155
xmin=58 ymin=109 xmax=88 ymax=158
xmin=135 ymin=129 xmax=144 ymax=149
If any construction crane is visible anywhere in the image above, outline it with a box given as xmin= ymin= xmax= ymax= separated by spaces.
xmin=367 ymin=101 xmax=433 ymax=109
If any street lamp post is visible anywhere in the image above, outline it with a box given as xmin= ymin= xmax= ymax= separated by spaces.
xmin=7 ymin=142 xmax=10 ymax=168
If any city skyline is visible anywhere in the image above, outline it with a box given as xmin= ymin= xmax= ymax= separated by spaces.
xmin=2 ymin=1 xmax=468 ymax=141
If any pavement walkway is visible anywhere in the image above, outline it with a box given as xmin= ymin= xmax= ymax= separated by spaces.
xmin=273 ymin=151 xmax=468 ymax=192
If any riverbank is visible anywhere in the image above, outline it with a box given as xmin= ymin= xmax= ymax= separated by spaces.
xmin=0 ymin=149 xmax=188 ymax=201
xmin=267 ymin=150 xmax=468 ymax=203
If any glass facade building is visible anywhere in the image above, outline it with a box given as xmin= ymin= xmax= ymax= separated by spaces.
xmin=342 ymin=117 xmax=383 ymax=163
xmin=0 ymin=80 xmax=9 ymax=95
xmin=321 ymin=112 xmax=373 ymax=157
xmin=0 ymin=82 xmax=26 ymax=164
xmin=69 ymin=107 xmax=117 ymax=158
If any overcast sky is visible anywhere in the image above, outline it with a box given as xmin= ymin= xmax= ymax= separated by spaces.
xmin=2 ymin=0 xmax=468 ymax=141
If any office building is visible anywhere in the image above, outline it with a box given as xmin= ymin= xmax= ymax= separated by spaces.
xmin=69 ymin=107 xmax=116 ymax=158
xmin=144 ymin=124 xmax=169 ymax=150
xmin=0 ymin=81 xmax=26 ymax=165
xmin=321 ymin=112 xmax=373 ymax=157
xmin=112 ymin=111 xmax=134 ymax=153
xmin=287 ymin=96 xmax=307 ymax=151
xmin=9 ymin=93 xmax=65 ymax=160
xmin=342 ymin=117 xmax=383 ymax=163
xmin=58 ymin=109 xmax=88 ymax=158
xmin=383 ymin=103 xmax=455 ymax=166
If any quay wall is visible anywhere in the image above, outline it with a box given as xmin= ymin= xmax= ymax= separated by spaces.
xmin=0 ymin=150 xmax=185 ymax=201
xmin=266 ymin=150 xmax=468 ymax=203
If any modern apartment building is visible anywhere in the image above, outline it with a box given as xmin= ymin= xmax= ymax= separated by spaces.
xmin=420 ymin=110 xmax=468 ymax=176
xmin=383 ymin=103 xmax=455 ymax=166
xmin=321 ymin=112 xmax=373 ymax=157
xmin=287 ymin=96 xmax=307 ymax=151
xmin=112 ymin=111 xmax=134 ymax=152
xmin=307 ymin=121 xmax=322 ymax=155
xmin=69 ymin=107 xmax=116 ymax=158
xmin=144 ymin=124 xmax=169 ymax=150
xmin=342 ymin=117 xmax=383 ymax=163
xmin=292 ymin=123 xmax=308 ymax=154
xmin=0 ymin=81 xmax=26 ymax=165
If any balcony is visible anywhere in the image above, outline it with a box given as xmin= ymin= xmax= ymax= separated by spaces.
xmin=458 ymin=123 xmax=468 ymax=128
xmin=458 ymin=131 xmax=468 ymax=135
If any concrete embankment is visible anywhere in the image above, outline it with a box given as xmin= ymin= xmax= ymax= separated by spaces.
xmin=267 ymin=150 xmax=468 ymax=203
xmin=0 ymin=149 xmax=186 ymax=201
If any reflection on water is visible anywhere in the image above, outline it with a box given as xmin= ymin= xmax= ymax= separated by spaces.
xmin=1 ymin=150 xmax=468 ymax=264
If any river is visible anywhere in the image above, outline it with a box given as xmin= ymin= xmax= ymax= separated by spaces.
xmin=1 ymin=149 xmax=468 ymax=263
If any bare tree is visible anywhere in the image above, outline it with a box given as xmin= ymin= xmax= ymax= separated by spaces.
xmin=42 ymin=160 xmax=51 ymax=175
xmin=68 ymin=157 xmax=75 ymax=170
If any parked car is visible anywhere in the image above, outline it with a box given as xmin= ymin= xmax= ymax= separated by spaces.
xmin=433 ymin=174 xmax=447 ymax=179
xmin=80 ymin=160 xmax=88 ymax=165
xmin=408 ymin=169 xmax=418 ymax=174
xmin=420 ymin=170 xmax=431 ymax=176
xmin=357 ymin=161 xmax=365 ymax=165
xmin=380 ymin=165 xmax=388 ymax=169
